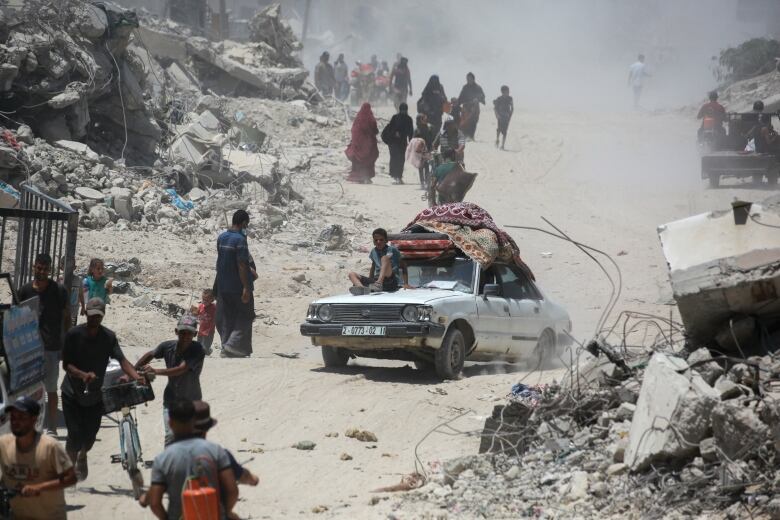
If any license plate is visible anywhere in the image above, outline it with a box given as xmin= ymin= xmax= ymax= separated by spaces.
xmin=342 ymin=325 xmax=386 ymax=336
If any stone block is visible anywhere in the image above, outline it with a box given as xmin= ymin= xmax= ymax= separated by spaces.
xmin=687 ymin=347 xmax=724 ymax=385
xmin=624 ymin=353 xmax=719 ymax=471
xmin=110 ymin=187 xmax=134 ymax=220
xmin=699 ymin=437 xmax=717 ymax=462
xmin=714 ymin=377 xmax=742 ymax=400
xmin=711 ymin=401 xmax=769 ymax=460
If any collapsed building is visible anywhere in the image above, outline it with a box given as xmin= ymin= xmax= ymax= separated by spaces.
xmin=0 ymin=1 xmax=347 ymax=240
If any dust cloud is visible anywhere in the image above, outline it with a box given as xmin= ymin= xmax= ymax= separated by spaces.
xmin=304 ymin=0 xmax=768 ymax=111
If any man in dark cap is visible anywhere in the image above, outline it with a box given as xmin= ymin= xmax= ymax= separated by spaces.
xmin=61 ymin=297 xmax=144 ymax=480
xmin=135 ymin=314 xmax=206 ymax=445
xmin=0 ymin=397 xmax=76 ymax=519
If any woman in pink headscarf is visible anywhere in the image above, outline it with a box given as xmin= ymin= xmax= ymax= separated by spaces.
xmin=345 ymin=103 xmax=379 ymax=183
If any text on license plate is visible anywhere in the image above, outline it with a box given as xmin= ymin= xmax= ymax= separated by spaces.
xmin=342 ymin=326 xmax=386 ymax=336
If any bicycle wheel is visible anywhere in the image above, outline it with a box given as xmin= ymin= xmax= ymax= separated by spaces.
xmin=122 ymin=420 xmax=143 ymax=499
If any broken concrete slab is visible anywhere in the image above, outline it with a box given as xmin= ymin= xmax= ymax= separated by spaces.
xmin=110 ymin=187 xmax=134 ymax=220
xmin=165 ymin=61 xmax=200 ymax=92
xmin=687 ymin=348 xmax=724 ymax=385
xmin=714 ymin=377 xmax=742 ymax=400
xmin=75 ymin=186 xmax=105 ymax=201
xmin=699 ymin=437 xmax=718 ymax=462
xmin=624 ymin=353 xmax=720 ymax=471
xmin=658 ymin=200 xmax=780 ymax=352
xmin=711 ymin=401 xmax=769 ymax=460
xmin=186 ymin=37 xmax=308 ymax=98
xmin=75 ymin=3 xmax=108 ymax=40
xmin=55 ymin=140 xmax=99 ymax=160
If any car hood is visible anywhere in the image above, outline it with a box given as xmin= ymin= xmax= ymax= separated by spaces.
xmin=313 ymin=288 xmax=465 ymax=305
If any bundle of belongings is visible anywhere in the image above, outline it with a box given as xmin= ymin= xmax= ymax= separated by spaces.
xmin=432 ymin=162 xmax=477 ymax=203
xmin=399 ymin=202 xmax=534 ymax=279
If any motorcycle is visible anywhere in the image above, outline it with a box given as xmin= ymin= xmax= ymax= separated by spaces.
xmin=372 ymin=73 xmax=390 ymax=105
xmin=350 ymin=63 xmax=375 ymax=106
xmin=697 ymin=116 xmax=721 ymax=155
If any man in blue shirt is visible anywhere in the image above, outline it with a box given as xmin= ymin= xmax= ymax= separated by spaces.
xmin=215 ymin=210 xmax=255 ymax=358
xmin=348 ymin=228 xmax=405 ymax=294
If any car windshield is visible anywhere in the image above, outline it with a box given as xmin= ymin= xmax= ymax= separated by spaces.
xmin=406 ymin=257 xmax=475 ymax=293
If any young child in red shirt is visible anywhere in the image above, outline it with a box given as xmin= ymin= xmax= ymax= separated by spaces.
xmin=192 ymin=289 xmax=216 ymax=354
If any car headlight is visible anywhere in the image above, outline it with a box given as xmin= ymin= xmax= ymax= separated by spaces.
xmin=307 ymin=304 xmax=317 ymax=320
xmin=402 ymin=305 xmax=418 ymax=322
xmin=317 ymin=304 xmax=333 ymax=322
xmin=402 ymin=305 xmax=433 ymax=322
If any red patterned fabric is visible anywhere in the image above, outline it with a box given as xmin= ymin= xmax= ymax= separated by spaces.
xmin=403 ymin=202 xmax=532 ymax=278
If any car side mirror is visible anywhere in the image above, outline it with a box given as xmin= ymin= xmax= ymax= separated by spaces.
xmin=482 ymin=284 xmax=500 ymax=299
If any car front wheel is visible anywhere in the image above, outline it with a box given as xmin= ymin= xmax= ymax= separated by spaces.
xmin=322 ymin=346 xmax=350 ymax=367
xmin=435 ymin=328 xmax=466 ymax=379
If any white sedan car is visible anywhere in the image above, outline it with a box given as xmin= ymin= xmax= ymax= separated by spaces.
xmin=301 ymin=254 xmax=571 ymax=379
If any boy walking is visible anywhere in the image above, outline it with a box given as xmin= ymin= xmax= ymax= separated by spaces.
xmin=134 ymin=315 xmax=206 ymax=445
xmin=493 ymin=85 xmax=514 ymax=150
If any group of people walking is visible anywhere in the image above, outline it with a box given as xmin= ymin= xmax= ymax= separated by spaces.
xmin=344 ymin=72 xmax=515 ymax=186
xmin=0 ymin=207 xmax=261 ymax=519
xmin=314 ymin=52 xmax=413 ymax=108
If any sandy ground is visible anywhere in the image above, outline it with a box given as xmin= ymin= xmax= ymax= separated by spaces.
xmin=61 ymin=103 xmax=773 ymax=519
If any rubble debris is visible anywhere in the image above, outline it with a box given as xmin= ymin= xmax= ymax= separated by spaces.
xmin=318 ymin=224 xmax=348 ymax=251
xmin=247 ymin=5 xmax=302 ymax=68
xmin=3 ymin=1 xmax=160 ymax=165
xmin=659 ymin=198 xmax=780 ymax=354
xmin=711 ymin=402 xmax=769 ymax=460
xmin=686 ymin=347 xmax=724 ymax=385
xmin=624 ymin=353 xmax=718 ymax=470
xmin=394 ymin=308 xmax=780 ymax=519
xmin=138 ymin=5 xmax=313 ymax=103
xmin=345 ymin=428 xmax=378 ymax=442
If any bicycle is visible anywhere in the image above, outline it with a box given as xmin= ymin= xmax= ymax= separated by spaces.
xmin=103 ymin=375 xmax=155 ymax=499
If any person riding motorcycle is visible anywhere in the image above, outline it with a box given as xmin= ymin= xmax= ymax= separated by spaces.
xmin=697 ymin=91 xmax=726 ymax=150
xmin=350 ymin=61 xmax=375 ymax=105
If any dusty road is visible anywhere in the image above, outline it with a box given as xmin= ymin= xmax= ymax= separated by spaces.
xmin=66 ymin=105 xmax=771 ymax=519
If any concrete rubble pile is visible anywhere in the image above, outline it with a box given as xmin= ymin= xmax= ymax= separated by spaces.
xmin=394 ymin=342 xmax=780 ymax=519
xmin=0 ymin=0 xmax=161 ymax=165
xmin=137 ymin=3 xmax=313 ymax=103
xmin=0 ymin=1 xmax=352 ymax=243
xmin=0 ymin=120 xmax=316 ymax=238
xmin=247 ymin=4 xmax=303 ymax=68
xmin=718 ymin=69 xmax=780 ymax=113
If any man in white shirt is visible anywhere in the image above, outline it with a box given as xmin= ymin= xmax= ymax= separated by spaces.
xmin=628 ymin=54 xmax=649 ymax=109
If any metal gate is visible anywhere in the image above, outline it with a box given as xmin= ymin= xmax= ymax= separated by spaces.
xmin=0 ymin=184 xmax=78 ymax=292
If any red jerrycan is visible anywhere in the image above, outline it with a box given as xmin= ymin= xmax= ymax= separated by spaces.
xmin=182 ymin=477 xmax=219 ymax=520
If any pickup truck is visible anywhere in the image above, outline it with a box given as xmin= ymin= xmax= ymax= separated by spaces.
xmin=0 ymin=273 xmax=46 ymax=432
xmin=301 ymin=234 xmax=571 ymax=379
